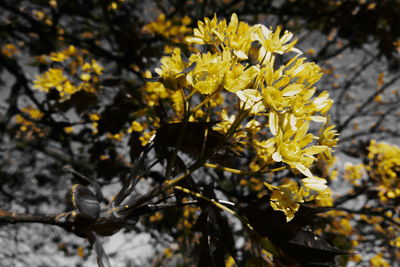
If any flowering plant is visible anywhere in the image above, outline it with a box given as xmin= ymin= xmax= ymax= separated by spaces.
xmin=152 ymin=13 xmax=337 ymax=222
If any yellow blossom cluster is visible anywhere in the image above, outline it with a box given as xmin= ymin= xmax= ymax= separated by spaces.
xmin=323 ymin=140 xmax=400 ymax=262
xmin=344 ymin=163 xmax=365 ymax=186
xmin=337 ymin=141 xmax=400 ymax=203
xmin=151 ymin=13 xmax=337 ymax=221
xmin=15 ymin=107 xmax=44 ymax=133
xmin=33 ymin=45 xmax=103 ymax=101
xmin=370 ymin=253 xmax=390 ymax=267
xmin=142 ymin=13 xmax=192 ymax=44
xmin=1 ymin=43 xmax=19 ymax=58
xmin=367 ymin=140 xmax=400 ymax=201
xmin=265 ymin=180 xmax=303 ymax=221
xmin=108 ymin=0 xmax=124 ymax=10
xmin=317 ymin=123 xmax=339 ymax=163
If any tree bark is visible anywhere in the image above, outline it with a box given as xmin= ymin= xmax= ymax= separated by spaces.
xmin=0 ymin=210 xmax=59 ymax=226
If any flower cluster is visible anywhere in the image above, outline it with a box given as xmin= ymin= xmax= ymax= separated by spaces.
xmin=33 ymin=45 xmax=103 ymax=101
xmin=142 ymin=13 xmax=192 ymax=44
xmin=367 ymin=140 xmax=400 ymax=201
xmin=15 ymin=107 xmax=44 ymax=133
xmin=151 ymin=14 xmax=336 ymax=221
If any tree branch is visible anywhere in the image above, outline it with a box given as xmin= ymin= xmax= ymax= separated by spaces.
xmin=0 ymin=210 xmax=59 ymax=226
xmin=333 ymin=207 xmax=400 ymax=228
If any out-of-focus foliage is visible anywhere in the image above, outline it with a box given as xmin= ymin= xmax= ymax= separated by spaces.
xmin=0 ymin=0 xmax=399 ymax=266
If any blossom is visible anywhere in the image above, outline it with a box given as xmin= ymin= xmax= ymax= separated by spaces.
xmin=82 ymin=60 xmax=104 ymax=75
xmin=370 ymin=253 xmax=390 ymax=267
xmin=185 ymin=14 xmax=220 ymax=45
xmin=49 ymin=45 xmax=76 ymax=62
xmin=224 ymin=64 xmax=259 ymax=93
xmin=33 ymin=46 xmax=102 ymax=101
xmin=142 ymin=13 xmax=192 ymax=43
xmin=318 ymin=124 xmax=339 ymax=161
xmin=155 ymin=48 xmax=189 ymax=91
xmin=312 ymin=91 xmax=333 ymax=114
xmin=302 ymin=176 xmax=328 ymax=192
xmin=146 ymin=13 xmax=337 ymax=223
xmin=15 ymin=107 xmax=44 ymax=133
xmin=271 ymin=120 xmax=328 ymax=178
xmin=186 ymin=13 xmax=253 ymax=60
xmin=251 ymin=24 xmax=301 ymax=64
xmin=315 ymin=187 xmax=333 ymax=207
xmin=285 ymin=58 xmax=323 ymax=88
xmin=367 ymin=141 xmax=400 ymax=202
xmin=33 ymin=68 xmax=68 ymax=93
xmin=266 ymin=181 xmax=304 ymax=222
xmin=236 ymin=89 xmax=265 ymax=114
xmin=186 ymin=51 xmax=229 ymax=94
xmin=1 ymin=43 xmax=19 ymax=58
xmin=262 ymin=85 xmax=291 ymax=112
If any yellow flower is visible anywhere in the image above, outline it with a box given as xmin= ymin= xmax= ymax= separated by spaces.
xmin=366 ymin=141 xmax=400 ymax=202
xmin=256 ymin=61 xmax=284 ymax=87
xmin=390 ymin=236 xmax=400 ymax=248
xmin=251 ymin=24 xmax=301 ymax=63
xmin=33 ymin=46 xmax=102 ymax=102
xmin=1 ymin=44 xmax=19 ymax=58
xmin=302 ymin=176 xmax=328 ymax=192
xmin=143 ymin=13 xmax=192 ymax=43
xmin=128 ymin=121 xmax=144 ymax=133
xmin=186 ymin=14 xmax=254 ymax=60
xmin=315 ymin=187 xmax=333 ymax=207
xmin=89 ymin=113 xmax=100 ymax=121
xmin=317 ymin=123 xmax=338 ymax=162
xmin=224 ymin=64 xmax=259 ymax=93
xmin=80 ymin=73 xmax=91 ymax=81
xmin=370 ymin=253 xmax=390 ymax=267
xmin=266 ymin=181 xmax=303 ymax=222
xmin=312 ymin=91 xmax=333 ymax=114
xmin=82 ymin=60 xmax=103 ymax=75
xmin=21 ymin=107 xmax=44 ymax=120
xmin=169 ymin=90 xmax=185 ymax=117
xmin=185 ymin=14 xmax=222 ymax=45
xmin=63 ymin=127 xmax=74 ymax=134
xmin=262 ymin=85 xmax=289 ymax=111
xmin=319 ymin=124 xmax=339 ymax=147
xmin=344 ymin=163 xmax=364 ymax=182
xmin=15 ymin=108 xmax=44 ymax=133
xmin=285 ymin=58 xmax=323 ymax=88
xmin=155 ymin=48 xmax=188 ymax=91
xmin=49 ymin=45 xmax=76 ymax=62
xmin=163 ymin=247 xmax=173 ymax=258
xmin=271 ymin=121 xmax=327 ymax=178
xmin=77 ymin=247 xmax=84 ymax=258
xmin=214 ymin=110 xmax=236 ymax=133
xmin=186 ymin=51 xmax=229 ymax=94
xmin=33 ymin=68 xmax=68 ymax=93
xmin=147 ymin=15 xmax=337 ymax=226
xmin=236 ymin=89 xmax=264 ymax=114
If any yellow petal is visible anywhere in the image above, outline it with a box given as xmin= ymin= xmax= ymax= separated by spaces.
xmin=228 ymin=13 xmax=238 ymax=29
xmin=282 ymin=83 xmax=303 ymax=96
xmin=304 ymin=145 xmax=328 ymax=156
xmin=269 ymin=111 xmax=279 ymax=136
xmin=185 ymin=36 xmax=204 ymax=44
xmin=293 ymin=162 xmax=313 ymax=178
xmin=80 ymin=73 xmax=91 ymax=81
xmin=272 ymin=151 xmax=282 ymax=162
xmin=302 ymin=177 xmax=328 ymax=191
xmin=234 ymin=50 xmax=248 ymax=60
xmin=264 ymin=182 xmax=278 ymax=191
xmin=311 ymin=116 xmax=327 ymax=123
xmin=294 ymin=121 xmax=309 ymax=141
